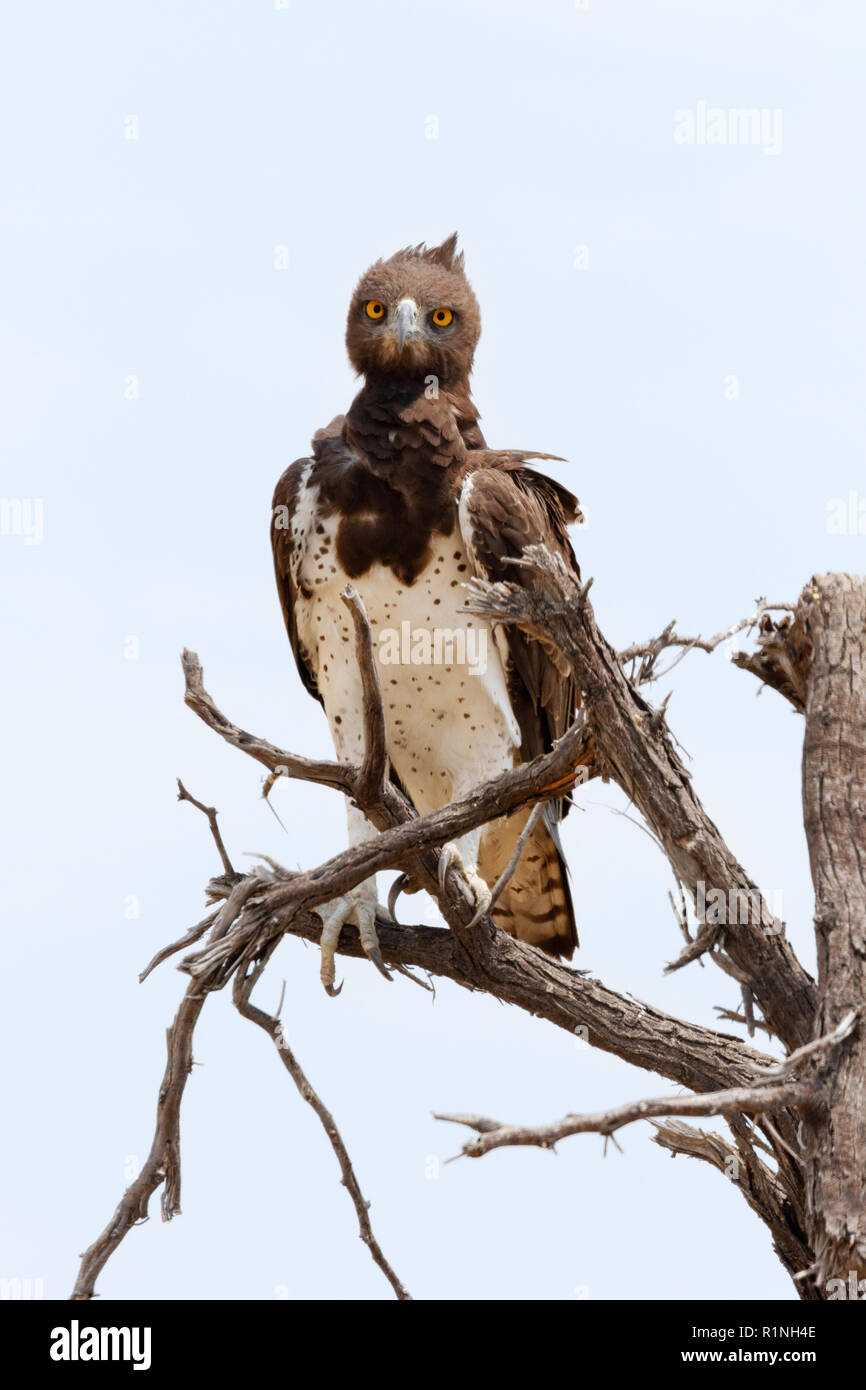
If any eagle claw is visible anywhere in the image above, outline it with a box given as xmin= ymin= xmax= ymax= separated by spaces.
xmin=387 ymin=871 xmax=422 ymax=924
xmin=366 ymin=943 xmax=393 ymax=983
xmin=316 ymin=887 xmax=392 ymax=994
xmin=437 ymin=844 xmax=492 ymax=925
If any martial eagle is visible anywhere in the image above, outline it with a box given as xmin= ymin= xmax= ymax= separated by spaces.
xmin=272 ymin=235 xmax=582 ymax=991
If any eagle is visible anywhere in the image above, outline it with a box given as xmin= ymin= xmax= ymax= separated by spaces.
xmin=271 ymin=234 xmax=582 ymax=992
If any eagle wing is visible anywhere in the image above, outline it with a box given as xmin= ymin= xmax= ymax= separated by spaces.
xmin=271 ymin=415 xmax=359 ymax=706
xmin=458 ymin=457 xmax=582 ymax=957
xmin=457 ymin=457 xmax=582 ymax=776
xmin=271 ymin=456 xmax=321 ymax=705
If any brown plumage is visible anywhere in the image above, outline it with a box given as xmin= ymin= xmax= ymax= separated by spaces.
xmin=272 ymin=234 xmax=582 ymax=974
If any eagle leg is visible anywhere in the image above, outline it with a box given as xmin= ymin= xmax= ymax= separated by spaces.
xmin=437 ymin=839 xmax=493 ymax=923
xmin=316 ymin=885 xmax=393 ymax=995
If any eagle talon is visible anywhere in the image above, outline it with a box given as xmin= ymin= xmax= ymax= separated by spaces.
xmin=466 ymin=890 xmax=494 ymax=930
xmin=438 ymin=844 xmax=492 ymax=923
xmin=387 ymin=872 xmax=414 ymax=923
xmin=366 ymin=945 xmax=392 ymax=982
xmin=316 ymin=887 xmax=391 ymax=993
xmin=438 ymin=844 xmax=458 ymax=894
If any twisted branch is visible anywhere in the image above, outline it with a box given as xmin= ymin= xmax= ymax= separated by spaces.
xmin=463 ymin=549 xmax=816 ymax=1051
xmin=619 ymin=599 xmax=796 ymax=686
xmin=434 ymin=1079 xmax=812 ymax=1158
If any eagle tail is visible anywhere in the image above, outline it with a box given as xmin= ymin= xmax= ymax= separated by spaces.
xmin=479 ymin=807 xmax=578 ymax=959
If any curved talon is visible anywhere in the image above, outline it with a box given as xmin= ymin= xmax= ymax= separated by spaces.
xmin=318 ymin=886 xmax=390 ymax=996
xmin=466 ymin=891 xmax=493 ymax=930
xmin=438 ymin=845 xmax=456 ymax=893
xmin=366 ymin=945 xmax=393 ymax=982
xmin=438 ymin=844 xmax=492 ymax=925
xmin=388 ymin=873 xmax=412 ymax=923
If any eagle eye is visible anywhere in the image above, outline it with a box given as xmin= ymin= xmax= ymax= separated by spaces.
xmin=431 ymin=307 xmax=453 ymax=327
xmin=365 ymin=300 xmax=385 ymax=320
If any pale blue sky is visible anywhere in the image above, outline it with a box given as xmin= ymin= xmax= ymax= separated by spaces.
xmin=2 ymin=0 xmax=865 ymax=1301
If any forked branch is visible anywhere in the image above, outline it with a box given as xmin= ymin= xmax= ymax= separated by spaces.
xmin=434 ymin=1078 xmax=812 ymax=1158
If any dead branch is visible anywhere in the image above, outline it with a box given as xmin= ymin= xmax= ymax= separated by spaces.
xmin=732 ymin=609 xmax=812 ymax=712
xmin=463 ymin=548 xmax=816 ymax=1051
xmin=181 ymin=649 xmax=594 ymax=960
xmin=71 ymin=976 xmax=206 ymax=1299
xmin=714 ymin=1006 xmax=775 ymax=1038
xmin=650 ymin=1117 xmax=815 ymax=1288
xmin=182 ymin=647 xmax=592 ymax=952
xmin=233 ymin=950 xmax=411 ymax=1300
xmin=176 ymin=779 xmax=236 ymax=878
xmin=435 ymin=1009 xmax=855 ymax=1172
xmin=182 ymin=860 xmax=777 ymax=1100
xmin=749 ymin=1009 xmax=858 ymax=1080
xmin=139 ymin=909 xmax=219 ymax=983
xmin=619 ymin=599 xmax=796 ymax=686
xmin=182 ymin=646 xmax=353 ymax=797
xmin=72 ymin=783 xmax=409 ymax=1302
xmin=434 ymin=1078 xmax=812 ymax=1157
xmin=467 ymin=801 xmax=545 ymax=928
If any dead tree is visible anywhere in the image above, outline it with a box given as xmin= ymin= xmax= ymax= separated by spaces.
xmin=71 ymin=565 xmax=865 ymax=1302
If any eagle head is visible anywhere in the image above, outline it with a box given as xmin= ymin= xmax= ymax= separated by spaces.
xmin=345 ymin=233 xmax=481 ymax=384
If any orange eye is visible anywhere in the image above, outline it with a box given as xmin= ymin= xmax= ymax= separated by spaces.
xmin=431 ymin=307 xmax=453 ymax=327
xmin=365 ymin=300 xmax=385 ymax=320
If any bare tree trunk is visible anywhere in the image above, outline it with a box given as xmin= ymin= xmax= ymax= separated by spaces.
xmin=801 ymin=574 xmax=866 ymax=1294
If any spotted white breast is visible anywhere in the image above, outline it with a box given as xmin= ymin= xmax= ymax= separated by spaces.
xmin=293 ymin=471 xmax=521 ymax=814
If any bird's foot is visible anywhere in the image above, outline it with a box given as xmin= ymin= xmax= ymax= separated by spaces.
xmin=437 ymin=844 xmax=492 ymax=927
xmin=316 ymin=886 xmax=393 ymax=996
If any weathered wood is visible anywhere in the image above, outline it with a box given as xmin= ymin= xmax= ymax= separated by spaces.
xmin=732 ymin=610 xmax=812 ymax=712
xmin=464 ymin=550 xmax=817 ymax=1052
xmin=799 ymin=574 xmax=866 ymax=1295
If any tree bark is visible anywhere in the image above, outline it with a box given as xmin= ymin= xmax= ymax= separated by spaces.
xmin=465 ymin=554 xmax=817 ymax=1051
xmin=800 ymin=574 xmax=866 ymax=1294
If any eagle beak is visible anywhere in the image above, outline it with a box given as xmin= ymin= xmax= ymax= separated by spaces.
xmin=393 ymin=298 xmax=419 ymax=351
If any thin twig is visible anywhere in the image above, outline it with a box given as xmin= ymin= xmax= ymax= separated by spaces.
xmin=466 ymin=801 xmax=545 ymax=929
xmin=139 ymin=909 xmax=219 ymax=983
xmin=714 ymin=1007 xmax=775 ymax=1039
xmin=434 ymin=1079 xmax=812 ymax=1159
xmin=617 ymin=599 xmax=796 ymax=686
xmin=233 ymin=958 xmax=411 ymax=1300
xmin=177 ymin=779 xmax=236 ymax=878
xmin=748 ymin=1010 xmax=858 ymax=1080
